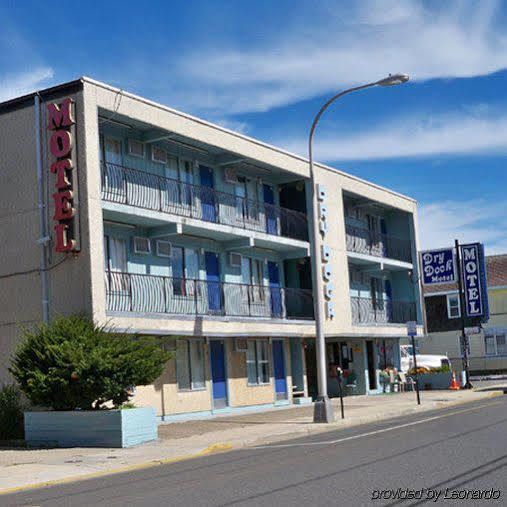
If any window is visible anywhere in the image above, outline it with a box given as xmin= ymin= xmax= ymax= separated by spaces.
xmin=485 ymin=332 xmax=507 ymax=356
xmin=241 ymin=257 xmax=264 ymax=301
xmin=128 ymin=139 xmax=145 ymax=158
xmin=246 ymin=340 xmax=269 ymax=385
xmin=176 ymin=339 xmax=205 ymax=390
xmin=104 ymin=235 xmax=128 ymax=291
xmin=171 ymin=247 xmax=199 ymax=296
xmin=447 ymin=294 xmax=461 ymax=319
xmin=152 ymin=146 xmax=168 ymax=164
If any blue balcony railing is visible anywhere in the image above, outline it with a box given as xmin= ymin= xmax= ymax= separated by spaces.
xmin=345 ymin=224 xmax=412 ymax=263
xmin=101 ymin=162 xmax=308 ymax=242
xmin=105 ymin=271 xmax=314 ymax=320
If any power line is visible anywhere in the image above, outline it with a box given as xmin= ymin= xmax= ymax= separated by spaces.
xmin=0 ymin=256 xmax=69 ymax=281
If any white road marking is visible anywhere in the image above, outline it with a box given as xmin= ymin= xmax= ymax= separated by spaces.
xmin=254 ymin=401 xmax=504 ymax=449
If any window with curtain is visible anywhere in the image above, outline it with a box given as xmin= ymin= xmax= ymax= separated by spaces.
xmin=176 ymin=339 xmax=205 ymax=390
xmin=246 ymin=340 xmax=269 ymax=385
xmin=241 ymin=258 xmax=264 ymax=301
xmin=172 ymin=247 xmax=199 ymax=296
xmin=104 ymin=235 xmax=128 ymax=291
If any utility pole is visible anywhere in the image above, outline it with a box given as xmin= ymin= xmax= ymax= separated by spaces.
xmin=455 ymin=239 xmax=473 ymax=389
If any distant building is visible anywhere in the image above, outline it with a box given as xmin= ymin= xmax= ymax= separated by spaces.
xmin=420 ymin=254 xmax=507 ymax=374
xmin=0 ymin=77 xmax=423 ymax=420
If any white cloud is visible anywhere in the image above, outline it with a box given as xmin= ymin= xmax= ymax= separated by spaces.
xmin=276 ymin=109 xmax=507 ymax=160
xmin=166 ymin=0 xmax=507 ymax=114
xmin=211 ymin=118 xmax=250 ymax=135
xmin=0 ymin=67 xmax=54 ymax=103
xmin=418 ymin=200 xmax=507 ymax=255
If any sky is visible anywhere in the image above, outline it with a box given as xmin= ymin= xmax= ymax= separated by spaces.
xmin=1 ymin=0 xmax=507 ymax=254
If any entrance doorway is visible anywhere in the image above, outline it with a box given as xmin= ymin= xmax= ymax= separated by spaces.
xmin=210 ymin=340 xmax=228 ymax=409
xmin=366 ymin=340 xmax=377 ymax=390
xmin=272 ymin=340 xmax=287 ymax=401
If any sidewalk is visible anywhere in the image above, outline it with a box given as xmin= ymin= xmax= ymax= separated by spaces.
xmin=0 ymin=389 xmax=502 ymax=494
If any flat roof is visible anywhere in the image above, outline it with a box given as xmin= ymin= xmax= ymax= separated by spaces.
xmin=0 ymin=75 xmax=417 ymax=205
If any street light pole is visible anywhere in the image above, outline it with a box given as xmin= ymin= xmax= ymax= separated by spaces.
xmin=309 ymin=74 xmax=409 ymax=423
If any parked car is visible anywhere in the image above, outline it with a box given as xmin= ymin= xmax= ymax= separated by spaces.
xmin=400 ymin=344 xmax=450 ymax=373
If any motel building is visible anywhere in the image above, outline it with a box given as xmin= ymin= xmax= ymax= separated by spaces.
xmin=0 ymin=78 xmax=424 ymax=421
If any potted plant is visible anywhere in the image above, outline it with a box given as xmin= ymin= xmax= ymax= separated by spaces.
xmin=10 ymin=315 xmax=171 ymax=447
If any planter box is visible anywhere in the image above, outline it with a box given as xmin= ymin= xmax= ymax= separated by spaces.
xmin=415 ymin=372 xmax=453 ymax=390
xmin=24 ymin=407 xmax=157 ymax=448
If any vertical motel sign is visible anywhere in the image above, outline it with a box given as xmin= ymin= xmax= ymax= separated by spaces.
xmin=460 ymin=243 xmax=489 ymax=319
xmin=47 ymin=98 xmax=79 ymax=253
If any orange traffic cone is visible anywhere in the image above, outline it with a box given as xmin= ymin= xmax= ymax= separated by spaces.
xmin=450 ymin=371 xmax=460 ymax=390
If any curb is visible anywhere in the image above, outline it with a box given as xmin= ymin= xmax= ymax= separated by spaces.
xmin=1 ymin=392 xmax=502 ymax=495
xmin=0 ymin=442 xmax=232 ymax=496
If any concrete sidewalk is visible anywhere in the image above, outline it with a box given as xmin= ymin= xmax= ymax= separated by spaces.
xmin=0 ymin=389 xmax=502 ymax=494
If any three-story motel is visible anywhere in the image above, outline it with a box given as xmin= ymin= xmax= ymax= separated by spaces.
xmin=0 ymin=77 xmax=424 ymax=420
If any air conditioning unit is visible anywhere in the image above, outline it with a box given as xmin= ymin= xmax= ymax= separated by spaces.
xmin=152 ymin=146 xmax=168 ymax=164
xmin=128 ymin=139 xmax=145 ymax=158
xmin=133 ymin=236 xmax=151 ymax=254
xmin=224 ymin=167 xmax=239 ymax=184
xmin=156 ymin=240 xmax=172 ymax=258
xmin=234 ymin=338 xmax=248 ymax=352
xmin=229 ymin=252 xmax=242 ymax=267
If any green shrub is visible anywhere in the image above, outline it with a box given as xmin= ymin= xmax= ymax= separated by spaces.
xmin=0 ymin=384 xmax=27 ymax=440
xmin=9 ymin=315 xmax=171 ymax=411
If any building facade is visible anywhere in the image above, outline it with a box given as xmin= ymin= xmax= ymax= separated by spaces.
xmin=420 ymin=254 xmax=507 ymax=374
xmin=0 ymin=78 xmax=423 ymax=420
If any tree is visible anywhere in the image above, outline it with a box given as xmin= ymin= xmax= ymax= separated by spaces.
xmin=9 ymin=315 xmax=171 ymax=410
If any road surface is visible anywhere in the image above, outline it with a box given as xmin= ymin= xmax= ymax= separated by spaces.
xmin=4 ymin=396 xmax=506 ymax=506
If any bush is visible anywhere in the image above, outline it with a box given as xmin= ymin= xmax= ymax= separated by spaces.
xmin=9 ymin=315 xmax=171 ymax=411
xmin=0 ymin=384 xmax=27 ymax=440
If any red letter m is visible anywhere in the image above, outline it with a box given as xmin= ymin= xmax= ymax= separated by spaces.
xmin=47 ymin=98 xmax=74 ymax=130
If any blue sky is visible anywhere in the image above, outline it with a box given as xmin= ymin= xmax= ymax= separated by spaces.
xmin=1 ymin=0 xmax=507 ymax=253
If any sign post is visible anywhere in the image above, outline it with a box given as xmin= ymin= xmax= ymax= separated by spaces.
xmin=406 ymin=321 xmax=421 ymax=405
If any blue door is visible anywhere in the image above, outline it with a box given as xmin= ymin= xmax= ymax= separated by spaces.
xmin=205 ymin=251 xmax=222 ymax=314
xmin=200 ymin=166 xmax=217 ymax=222
xmin=210 ymin=340 xmax=228 ymax=409
xmin=268 ymin=261 xmax=282 ymax=317
xmin=272 ymin=340 xmax=287 ymax=400
xmin=385 ymin=279 xmax=393 ymax=321
xmin=263 ymin=184 xmax=277 ymax=235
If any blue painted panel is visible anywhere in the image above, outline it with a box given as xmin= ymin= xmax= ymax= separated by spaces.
xmin=205 ymin=251 xmax=222 ymax=313
xmin=268 ymin=261 xmax=282 ymax=317
xmin=263 ymin=184 xmax=277 ymax=235
xmin=210 ymin=341 xmax=227 ymax=403
xmin=24 ymin=408 xmax=156 ymax=448
xmin=272 ymin=340 xmax=287 ymax=395
xmin=199 ymin=165 xmax=217 ymax=223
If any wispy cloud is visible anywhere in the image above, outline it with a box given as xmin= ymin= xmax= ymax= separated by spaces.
xmin=0 ymin=68 xmax=54 ymax=102
xmin=276 ymin=108 xmax=507 ymax=160
xmin=164 ymin=0 xmax=507 ymax=114
xmin=419 ymin=200 xmax=507 ymax=254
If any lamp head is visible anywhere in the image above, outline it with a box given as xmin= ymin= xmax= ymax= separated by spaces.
xmin=376 ymin=73 xmax=409 ymax=86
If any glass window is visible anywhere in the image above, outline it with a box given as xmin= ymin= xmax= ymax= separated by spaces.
xmin=172 ymin=247 xmax=185 ymax=296
xmin=246 ymin=340 xmax=269 ymax=385
xmin=485 ymin=335 xmax=497 ymax=355
xmin=497 ymin=335 xmax=507 ymax=355
xmin=172 ymin=247 xmax=199 ymax=296
xmin=447 ymin=294 xmax=461 ymax=319
xmin=177 ymin=339 xmax=205 ymax=390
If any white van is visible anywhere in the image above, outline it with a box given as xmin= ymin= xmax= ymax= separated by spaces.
xmin=400 ymin=344 xmax=451 ymax=373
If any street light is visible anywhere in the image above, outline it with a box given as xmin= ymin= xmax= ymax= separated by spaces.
xmin=310 ymin=73 xmax=409 ymax=423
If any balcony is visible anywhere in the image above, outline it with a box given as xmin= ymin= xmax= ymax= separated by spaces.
xmin=105 ymin=271 xmax=314 ymax=321
xmin=350 ymin=296 xmax=416 ymax=325
xmin=101 ymin=163 xmax=308 ymax=242
xmin=345 ymin=225 xmax=412 ymax=263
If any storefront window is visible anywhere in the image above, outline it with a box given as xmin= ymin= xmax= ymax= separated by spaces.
xmin=377 ymin=340 xmax=395 ymax=369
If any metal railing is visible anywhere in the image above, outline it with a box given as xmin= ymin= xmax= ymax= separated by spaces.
xmin=101 ymin=162 xmax=308 ymax=241
xmin=345 ymin=224 xmax=412 ymax=263
xmin=350 ymin=296 xmax=416 ymax=324
xmin=105 ymin=271 xmax=314 ymax=320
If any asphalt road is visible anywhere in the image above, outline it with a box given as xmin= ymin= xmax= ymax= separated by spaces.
xmin=4 ymin=396 xmax=507 ymax=507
